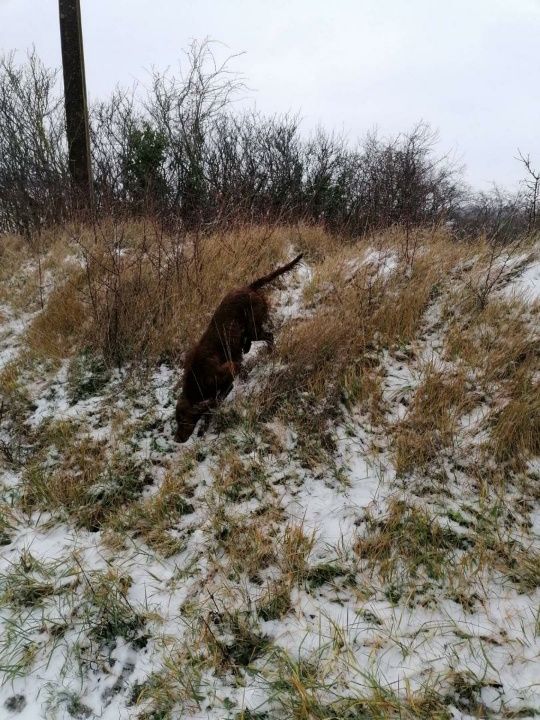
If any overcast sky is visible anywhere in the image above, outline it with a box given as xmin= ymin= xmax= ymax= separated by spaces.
xmin=2 ymin=0 xmax=539 ymax=190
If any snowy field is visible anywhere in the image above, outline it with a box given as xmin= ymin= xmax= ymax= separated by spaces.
xmin=0 ymin=229 xmax=539 ymax=719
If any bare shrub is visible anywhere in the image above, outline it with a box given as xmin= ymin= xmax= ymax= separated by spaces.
xmin=516 ymin=150 xmax=539 ymax=233
xmin=1 ymin=45 xmax=462 ymax=237
xmin=462 ymin=235 xmax=530 ymax=310
xmin=0 ymin=51 xmax=68 ymax=235
xmin=453 ymin=186 xmax=527 ymax=243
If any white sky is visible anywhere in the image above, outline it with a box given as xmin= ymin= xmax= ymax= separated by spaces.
xmin=2 ymin=0 xmax=539 ymax=190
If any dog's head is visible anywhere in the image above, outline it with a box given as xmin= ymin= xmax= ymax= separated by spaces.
xmin=174 ymin=397 xmax=213 ymax=443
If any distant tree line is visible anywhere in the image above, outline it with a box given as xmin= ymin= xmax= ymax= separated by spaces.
xmin=0 ymin=44 xmax=537 ymax=240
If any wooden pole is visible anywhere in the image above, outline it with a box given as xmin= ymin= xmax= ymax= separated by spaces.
xmin=58 ymin=0 xmax=93 ymax=206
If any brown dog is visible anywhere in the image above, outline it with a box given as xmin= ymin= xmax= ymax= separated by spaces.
xmin=175 ymin=253 xmax=303 ymax=442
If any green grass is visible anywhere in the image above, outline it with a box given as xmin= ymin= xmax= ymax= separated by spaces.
xmin=67 ymin=349 xmax=111 ymax=403
xmin=80 ymin=570 xmax=147 ymax=648
xmin=0 ymin=552 xmax=75 ymax=610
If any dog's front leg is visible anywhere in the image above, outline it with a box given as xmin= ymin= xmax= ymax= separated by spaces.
xmin=196 ymin=412 xmax=212 ymax=437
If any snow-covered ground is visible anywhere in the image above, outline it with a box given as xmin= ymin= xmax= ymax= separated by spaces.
xmin=1 ymin=239 xmax=539 ymax=719
xmin=510 ymin=259 xmax=540 ymax=300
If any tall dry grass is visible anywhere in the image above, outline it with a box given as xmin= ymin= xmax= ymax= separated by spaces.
xmin=254 ymin=229 xmax=473 ymax=429
xmin=394 ymin=365 xmax=475 ymax=475
xmin=444 ymin=291 xmax=540 ymax=468
xmin=25 ymin=220 xmax=300 ymax=365
xmin=10 ymin=219 xmax=539 ymax=474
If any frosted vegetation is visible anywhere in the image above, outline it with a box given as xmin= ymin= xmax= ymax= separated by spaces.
xmin=0 ymin=222 xmax=539 ymax=719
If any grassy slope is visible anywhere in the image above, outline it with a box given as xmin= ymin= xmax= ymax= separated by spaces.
xmin=0 ymin=223 xmax=539 ymax=720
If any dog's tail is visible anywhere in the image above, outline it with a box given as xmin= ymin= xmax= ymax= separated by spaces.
xmin=249 ymin=253 xmax=303 ymax=291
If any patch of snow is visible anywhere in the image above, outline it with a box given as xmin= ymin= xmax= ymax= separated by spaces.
xmin=363 ymin=248 xmax=398 ymax=277
xmin=0 ymin=306 xmax=36 ymax=372
xmin=275 ymin=260 xmax=313 ymax=322
xmin=508 ymin=258 xmax=540 ymax=301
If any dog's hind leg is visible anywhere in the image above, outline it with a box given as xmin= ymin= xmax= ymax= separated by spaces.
xmin=214 ymin=360 xmax=241 ymax=392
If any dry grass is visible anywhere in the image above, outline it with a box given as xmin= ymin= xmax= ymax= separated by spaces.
xmin=287 ymin=222 xmax=344 ymax=263
xmin=445 ymin=297 xmax=539 ymax=387
xmin=394 ymin=364 xmax=475 ymax=475
xmin=0 ymin=227 xmax=86 ymax=312
xmin=470 ymin=530 xmax=540 ymax=593
xmin=355 ymin=499 xmax=468 ymax=587
xmin=211 ymin=506 xmax=314 ymax=586
xmin=212 ymin=450 xmax=269 ymax=503
xmin=131 ymin=644 xmax=205 ymax=718
xmin=3 ymin=221 xmax=540 ymax=719
xmin=278 ymin=522 xmax=317 ymax=582
xmin=249 ymin=229 xmax=474 ymax=445
xmin=26 ymin=273 xmax=87 ymax=359
xmin=79 ymin=568 xmax=148 ymax=648
xmin=264 ymin=644 xmax=454 ymax=720
xmin=444 ymin=293 xmax=540 ymax=468
xmin=19 ymin=220 xmax=537 ymax=478
xmin=107 ymin=468 xmax=196 ymax=556
xmin=0 ymin=551 xmax=75 ymax=611
xmin=0 ymin=360 xmax=36 ymax=465
xmin=257 ymin=579 xmax=292 ymax=621
xmin=0 ymin=234 xmax=36 ymax=309
xmin=19 ymin=439 xmax=148 ymax=530
xmin=0 ymin=502 xmax=16 ymax=546
xmin=488 ymin=366 xmax=540 ymax=467
xmin=217 ymin=511 xmax=279 ymax=580
xmin=6 ymin=220 xmax=539 ymax=495
xmin=24 ymin=220 xmax=294 ymax=365
xmin=22 ymin=221 xmax=464 ymax=375
xmin=354 ymin=495 xmax=540 ymax=598
xmin=457 ymin=235 xmax=536 ymax=312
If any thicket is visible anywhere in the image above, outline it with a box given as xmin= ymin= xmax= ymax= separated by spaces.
xmin=1 ymin=43 xmax=538 ymax=241
xmin=0 ymin=43 xmax=460 ymax=237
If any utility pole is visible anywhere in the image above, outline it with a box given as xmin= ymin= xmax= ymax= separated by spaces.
xmin=58 ymin=0 xmax=93 ymax=206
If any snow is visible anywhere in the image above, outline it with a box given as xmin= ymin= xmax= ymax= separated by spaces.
xmin=510 ymin=259 xmax=540 ymax=300
xmin=275 ymin=260 xmax=313 ymax=320
xmin=1 ymin=244 xmax=540 ymax=719
xmin=363 ymin=248 xmax=398 ymax=277
xmin=0 ymin=307 xmax=35 ymax=373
